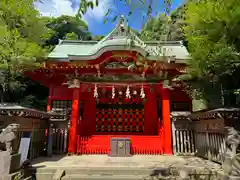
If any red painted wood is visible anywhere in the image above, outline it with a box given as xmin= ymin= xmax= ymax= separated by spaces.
xmin=170 ymin=88 xmax=192 ymax=111
xmin=74 ymin=88 xmax=164 ymax=155
xmin=144 ymin=88 xmax=158 ymax=135
xmin=52 ymin=86 xmax=73 ymax=98
xmin=77 ymin=135 xmax=164 ymax=155
xmin=50 ymin=85 xmax=186 ymax=155
xmin=24 ymin=48 xmax=190 ymax=155
xmin=161 ymin=88 xmax=173 ymax=154
xmin=80 ymin=91 xmax=159 ymax=136
xmin=49 ymin=96 xmax=72 ymax=101
xmin=68 ymin=88 xmax=80 ymax=153
xmin=47 ymin=99 xmax=51 ymax=112
xmin=26 ymin=50 xmax=185 ymax=88
xmin=26 ymin=67 xmax=182 ymax=87
xmin=171 ymin=88 xmax=191 ymax=101
xmin=47 ymin=86 xmax=53 ymax=112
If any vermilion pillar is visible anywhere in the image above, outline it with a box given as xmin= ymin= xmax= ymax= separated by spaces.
xmin=68 ymin=88 xmax=80 ymax=153
xmin=47 ymin=86 xmax=53 ymax=112
xmin=161 ymin=88 xmax=173 ymax=154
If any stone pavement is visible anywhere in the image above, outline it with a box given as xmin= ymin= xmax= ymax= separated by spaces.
xmin=30 ymin=155 xmax=225 ymax=180
xmin=31 ymin=155 xmax=222 ymax=169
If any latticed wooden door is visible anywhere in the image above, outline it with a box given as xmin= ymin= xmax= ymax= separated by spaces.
xmin=96 ymin=103 xmax=144 ymax=133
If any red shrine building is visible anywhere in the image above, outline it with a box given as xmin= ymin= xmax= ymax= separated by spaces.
xmin=26 ymin=16 xmax=191 ymax=155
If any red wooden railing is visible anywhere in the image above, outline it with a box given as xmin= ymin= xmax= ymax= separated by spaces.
xmin=77 ymin=136 xmax=110 ymax=155
xmin=77 ymin=135 xmax=164 ymax=155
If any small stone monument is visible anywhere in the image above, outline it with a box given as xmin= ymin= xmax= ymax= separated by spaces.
xmin=0 ymin=123 xmax=21 ymax=180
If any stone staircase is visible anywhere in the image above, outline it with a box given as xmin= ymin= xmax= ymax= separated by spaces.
xmin=31 ymin=166 xmax=224 ymax=180
xmin=28 ymin=155 xmax=225 ymax=180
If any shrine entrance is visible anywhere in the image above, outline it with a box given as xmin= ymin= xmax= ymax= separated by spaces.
xmin=73 ymin=84 xmax=166 ymax=155
xmin=26 ymin=15 xmax=191 ymax=156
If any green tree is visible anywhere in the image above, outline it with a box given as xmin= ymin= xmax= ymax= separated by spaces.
xmin=77 ymin=0 xmax=172 ymax=22
xmin=169 ymin=5 xmax=186 ymax=42
xmin=0 ymin=0 xmax=47 ymax=104
xmin=140 ymin=5 xmax=186 ymax=42
xmin=92 ymin=35 xmax=105 ymax=41
xmin=44 ymin=15 xmax=92 ymax=46
xmin=65 ymin=32 xmax=79 ymax=40
xmin=140 ymin=14 xmax=170 ymax=41
xmin=183 ymin=0 xmax=240 ymax=108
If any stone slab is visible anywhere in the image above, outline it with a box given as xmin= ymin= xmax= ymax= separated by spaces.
xmin=30 ymin=155 xmax=225 ymax=180
xmin=52 ymin=169 xmax=65 ymax=180
xmin=31 ymin=155 xmax=223 ymax=170
xmin=0 ymin=152 xmax=21 ymax=175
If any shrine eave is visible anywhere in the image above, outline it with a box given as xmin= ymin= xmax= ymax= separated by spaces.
xmin=0 ymin=103 xmax=52 ymax=119
xmin=47 ymin=40 xmax=190 ymax=64
xmin=189 ymin=108 xmax=240 ymax=121
xmin=47 ymin=15 xmax=190 ymax=65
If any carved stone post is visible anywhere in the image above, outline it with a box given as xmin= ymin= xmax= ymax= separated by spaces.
xmin=222 ymin=126 xmax=240 ymax=180
xmin=0 ymin=124 xmax=21 ymax=180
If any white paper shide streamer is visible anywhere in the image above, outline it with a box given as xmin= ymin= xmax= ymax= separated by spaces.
xmin=93 ymin=84 xmax=98 ymax=98
xmin=140 ymin=85 xmax=145 ymax=98
xmin=112 ymin=85 xmax=115 ymax=99
xmin=126 ymin=85 xmax=131 ymax=99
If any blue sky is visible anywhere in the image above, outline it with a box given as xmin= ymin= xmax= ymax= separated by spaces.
xmin=35 ymin=0 xmax=183 ymax=36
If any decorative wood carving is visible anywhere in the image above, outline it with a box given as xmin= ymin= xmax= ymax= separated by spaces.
xmin=77 ymin=74 xmax=144 ymax=82
xmin=74 ymin=73 xmax=169 ymax=82
xmin=104 ymin=61 xmax=133 ymax=69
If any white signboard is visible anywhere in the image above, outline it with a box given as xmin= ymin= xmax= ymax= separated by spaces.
xmin=18 ymin=134 xmax=31 ymax=166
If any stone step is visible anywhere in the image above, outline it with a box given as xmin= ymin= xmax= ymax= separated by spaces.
xmin=61 ymin=174 xmax=155 ymax=180
xmin=35 ymin=167 xmax=162 ymax=176
xmin=34 ymin=167 xmax=172 ymax=180
xmin=62 ymin=174 xmax=222 ymax=180
xmin=33 ymin=166 xmax=223 ymax=180
xmin=64 ymin=167 xmax=155 ymax=176
xmin=35 ymin=173 xmax=54 ymax=180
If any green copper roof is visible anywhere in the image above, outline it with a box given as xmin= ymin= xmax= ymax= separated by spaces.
xmin=48 ymin=15 xmax=190 ymax=62
xmin=48 ymin=41 xmax=96 ymax=59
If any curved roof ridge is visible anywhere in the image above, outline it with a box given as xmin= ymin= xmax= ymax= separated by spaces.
xmin=58 ymin=39 xmax=184 ymax=46
xmin=97 ymin=15 xmax=129 ymax=44
xmin=59 ymin=40 xmax=98 ymax=45
xmin=145 ymin=41 xmax=183 ymax=45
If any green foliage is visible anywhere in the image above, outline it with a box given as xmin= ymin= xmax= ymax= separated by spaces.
xmin=64 ymin=32 xmax=79 ymax=40
xmin=140 ymin=14 xmax=170 ymax=41
xmin=140 ymin=5 xmax=186 ymax=41
xmin=183 ymin=0 xmax=240 ymax=107
xmin=92 ymin=35 xmax=105 ymax=41
xmin=0 ymin=1 xmax=93 ymax=108
xmin=139 ymin=0 xmax=240 ymax=108
xmin=169 ymin=5 xmax=186 ymax=42
xmin=20 ymin=79 xmax=48 ymax=110
xmin=42 ymin=15 xmax=92 ymax=46
xmin=77 ymin=0 xmax=173 ymax=22
xmin=0 ymin=0 xmax=47 ymax=104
